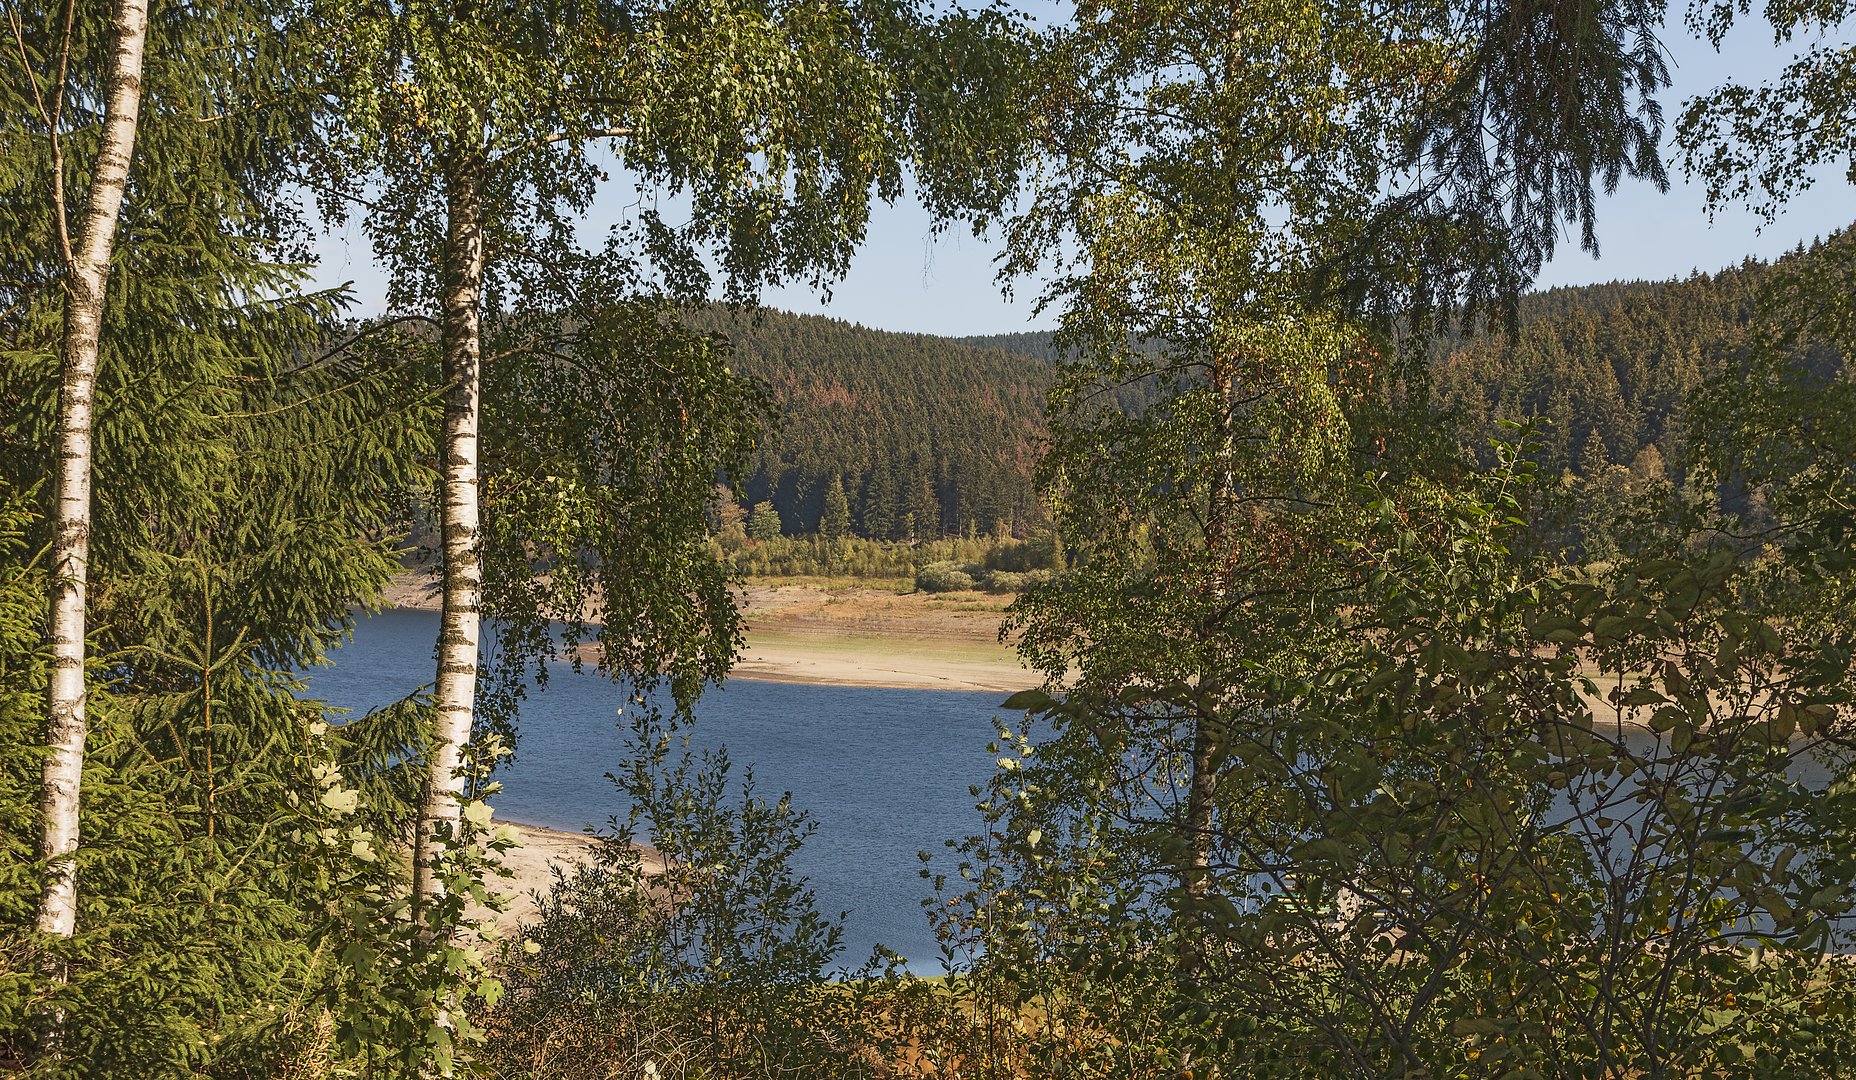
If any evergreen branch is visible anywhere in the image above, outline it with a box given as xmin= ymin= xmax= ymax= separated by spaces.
xmin=289 ymin=313 xmax=441 ymax=375
xmin=217 ymin=371 xmax=389 ymax=420
xmin=5 ymin=0 xmax=77 ymax=267
xmin=48 ymin=0 xmax=74 ymax=268
xmin=3 ymin=1 xmax=52 ymax=132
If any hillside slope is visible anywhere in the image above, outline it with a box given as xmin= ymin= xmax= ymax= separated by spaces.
xmin=683 ymin=307 xmax=1051 ymax=539
xmin=689 ymin=251 xmax=1808 ymax=539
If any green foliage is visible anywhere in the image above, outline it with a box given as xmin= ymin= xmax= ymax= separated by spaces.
xmin=745 ymin=500 xmax=785 ymax=543
xmin=1 ymin=0 xmax=1032 ymax=1073
xmin=478 ymin=291 xmax=770 ymax=727
xmin=1678 ymin=0 xmax=1856 ymax=221
xmin=303 ymin=0 xmax=1035 ymax=754
xmin=0 ymin=484 xmax=46 ymax=1068
xmin=1687 ymin=228 xmax=1856 ymax=639
xmin=317 ymin=726 xmax=518 ymax=1076
xmin=679 ymin=258 xmax=1839 ymax=557
xmin=484 ymin=712 xmax=886 ymax=1077
xmin=0 ymin=0 xmax=486 ymax=1069
xmin=950 ymin=439 xmax=1856 ymax=1076
xmin=0 ymin=0 xmax=1848 ymax=1075
xmin=914 ymin=561 xmax=976 ymax=593
xmin=947 ymin=0 xmax=1856 ymax=1075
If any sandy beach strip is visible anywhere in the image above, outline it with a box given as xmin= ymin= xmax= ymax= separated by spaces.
xmin=479 ymin=819 xmax=666 ymax=940
xmin=731 ymin=630 xmax=1033 ymax=693
xmin=379 ymin=573 xmax=1037 ymax=695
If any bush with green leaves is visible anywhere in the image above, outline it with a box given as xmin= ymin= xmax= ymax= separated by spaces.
xmin=485 ymin=710 xmax=900 ymax=1078
xmin=915 ymin=561 xmax=978 ymax=593
xmin=947 ymin=437 xmax=1856 ymax=1077
xmin=976 ymin=568 xmax=1051 ymax=593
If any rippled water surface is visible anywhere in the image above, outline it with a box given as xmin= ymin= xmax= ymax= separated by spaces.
xmin=303 ymin=608 xmax=1013 ymax=970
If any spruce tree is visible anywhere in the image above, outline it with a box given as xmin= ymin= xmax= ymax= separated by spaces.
xmin=821 ymin=474 xmax=852 ymax=542
xmin=2 ymin=0 xmax=445 ymax=1067
xmin=1581 ymin=426 xmax=1613 ymax=476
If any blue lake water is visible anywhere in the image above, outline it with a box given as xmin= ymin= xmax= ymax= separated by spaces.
xmin=303 ymin=609 xmax=1013 ymax=971
xmin=304 ymin=610 xmax=1856 ymax=966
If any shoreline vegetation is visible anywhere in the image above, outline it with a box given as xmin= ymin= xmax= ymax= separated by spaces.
xmin=479 ymin=820 xmax=638 ymax=939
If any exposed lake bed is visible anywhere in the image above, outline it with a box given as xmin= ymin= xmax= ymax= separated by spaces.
xmin=381 ymin=572 xmax=1033 ymax=692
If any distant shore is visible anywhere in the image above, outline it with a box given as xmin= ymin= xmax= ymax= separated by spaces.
xmin=380 ymin=573 xmax=1037 ymax=695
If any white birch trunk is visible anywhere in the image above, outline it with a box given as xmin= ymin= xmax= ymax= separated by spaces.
xmin=38 ymin=0 xmax=150 ymax=945
xmin=413 ymin=140 xmax=487 ymax=916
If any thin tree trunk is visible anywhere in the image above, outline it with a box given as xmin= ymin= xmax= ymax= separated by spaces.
xmin=1171 ymin=342 xmax=1238 ymax=1080
xmin=413 ymin=136 xmax=487 ymax=917
xmin=1179 ymin=351 xmax=1238 ymax=989
xmin=38 ymin=0 xmax=149 ymax=948
xmin=1179 ymin=720 xmax=1218 ymax=979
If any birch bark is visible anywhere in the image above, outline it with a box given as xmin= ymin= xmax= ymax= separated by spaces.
xmin=38 ymin=0 xmax=150 ymax=945
xmin=413 ymin=136 xmax=487 ymax=915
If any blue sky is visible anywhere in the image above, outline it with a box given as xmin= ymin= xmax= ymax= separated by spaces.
xmin=309 ymin=10 xmax=1856 ymax=337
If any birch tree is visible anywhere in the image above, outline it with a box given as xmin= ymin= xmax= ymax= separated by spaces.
xmin=306 ymin=0 xmax=1029 ymax=926
xmin=999 ymin=0 xmax=1673 ymax=1019
xmin=1677 ymin=0 xmax=1856 ymax=222
xmin=1 ymin=0 xmax=453 ymax=1065
xmin=13 ymin=0 xmax=151 ymax=957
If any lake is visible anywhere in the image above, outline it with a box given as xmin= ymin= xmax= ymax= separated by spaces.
xmin=304 ymin=608 xmax=1011 ymax=971
xmin=306 ymin=610 xmax=1856 ymax=967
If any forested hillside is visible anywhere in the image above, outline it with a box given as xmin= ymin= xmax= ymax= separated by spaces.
xmin=683 ymin=307 xmax=1051 ymax=538
xmin=1428 ymin=264 xmax=1770 ymax=477
xmin=968 ymin=266 xmax=1788 ymax=482
xmin=954 ymin=330 xmax=1070 ymax=362
xmin=707 ymin=256 xmax=1788 ymax=543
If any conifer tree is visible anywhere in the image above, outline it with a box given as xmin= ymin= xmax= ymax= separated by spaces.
xmin=747 ymin=501 xmax=785 ymax=542
xmin=3 ymin=0 xmax=445 ymax=1067
xmin=821 ymin=474 xmax=852 ymax=542
xmin=1581 ymin=426 xmax=1613 ymax=476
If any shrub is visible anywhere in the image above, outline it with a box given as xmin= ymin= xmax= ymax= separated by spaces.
xmin=483 ymin=716 xmax=895 ymax=1078
xmin=978 ymin=568 xmax=1053 ymax=593
xmin=916 ymin=561 xmax=977 ymax=592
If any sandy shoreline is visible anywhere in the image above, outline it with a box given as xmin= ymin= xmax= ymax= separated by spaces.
xmin=480 ymin=819 xmax=663 ymax=939
xmin=379 ymin=573 xmax=1038 ymax=695
xmin=377 ymin=574 xmax=1738 ymax=727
